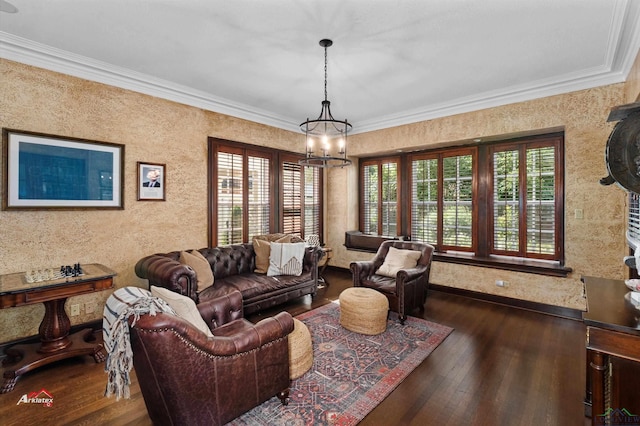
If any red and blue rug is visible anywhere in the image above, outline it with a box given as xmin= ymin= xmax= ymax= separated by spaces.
xmin=230 ymin=302 xmax=453 ymax=425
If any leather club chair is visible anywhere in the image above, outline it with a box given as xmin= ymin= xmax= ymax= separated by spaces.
xmin=129 ymin=290 xmax=294 ymax=426
xmin=350 ymin=240 xmax=435 ymax=324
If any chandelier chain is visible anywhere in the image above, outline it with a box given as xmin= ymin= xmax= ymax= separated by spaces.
xmin=324 ymin=44 xmax=328 ymax=102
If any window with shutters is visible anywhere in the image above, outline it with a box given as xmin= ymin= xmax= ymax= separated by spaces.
xmin=360 ymin=132 xmax=565 ymax=267
xmin=490 ymin=140 xmax=561 ymax=260
xmin=209 ymin=138 xmax=323 ymax=246
xmin=280 ymin=156 xmax=322 ymax=239
xmin=214 ymin=146 xmax=271 ymax=245
xmin=410 ymin=149 xmax=475 ymax=252
xmin=360 ymin=158 xmax=400 ymax=236
xmin=629 ymin=192 xmax=640 ymax=250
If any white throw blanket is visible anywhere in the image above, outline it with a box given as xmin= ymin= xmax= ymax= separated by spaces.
xmin=102 ymin=286 xmax=175 ymax=400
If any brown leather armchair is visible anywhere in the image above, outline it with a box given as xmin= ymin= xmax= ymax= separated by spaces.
xmin=129 ymin=290 xmax=294 ymax=426
xmin=350 ymin=240 xmax=434 ymax=324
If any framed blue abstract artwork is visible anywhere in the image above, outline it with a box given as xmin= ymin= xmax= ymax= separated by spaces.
xmin=2 ymin=129 xmax=124 ymax=209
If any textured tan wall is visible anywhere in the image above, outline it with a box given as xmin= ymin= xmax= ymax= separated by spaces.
xmin=0 ymin=59 xmax=303 ymax=343
xmin=0 ymin=52 xmax=636 ymax=343
xmin=326 ymin=85 xmax=629 ymax=311
xmin=625 ymin=49 xmax=640 ymax=103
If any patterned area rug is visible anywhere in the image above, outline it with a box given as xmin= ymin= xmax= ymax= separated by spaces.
xmin=230 ymin=302 xmax=453 ymax=426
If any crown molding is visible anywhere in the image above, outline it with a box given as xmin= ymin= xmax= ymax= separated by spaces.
xmin=2 ymin=0 xmax=639 ymax=137
xmin=0 ymin=32 xmax=301 ymax=133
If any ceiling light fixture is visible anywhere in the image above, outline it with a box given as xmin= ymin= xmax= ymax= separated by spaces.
xmin=299 ymin=39 xmax=352 ymax=168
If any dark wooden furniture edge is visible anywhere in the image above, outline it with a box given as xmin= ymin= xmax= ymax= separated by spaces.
xmin=0 ymin=319 xmax=102 ymax=360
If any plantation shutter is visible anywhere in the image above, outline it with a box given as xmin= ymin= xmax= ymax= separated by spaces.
xmin=282 ymin=160 xmax=302 ymax=237
xmin=411 ymin=156 xmax=438 ymax=244
xmin=491 ymin=142 xmax=557 ymax=258
xmin=629 ymin=192 xmax=640 ymax=250
xmin=247 ymin=155 xmax=270 ymax=241
xmin=217 ymin=150 xmax=243 ymax=245
xmin=493 ymin=149 xmax=520 ymax=252
xmin=381 ymin=161 xmax=398 ymax=236
xmin=525 ymin=146 xmax=555 ymax=255
xmin=362 ymin=163 xmax=379 ymax=234
xmin=442 ymin=153 xmax=473 ymax=249
xmin=304 ymin=166 xmax=321 ymax=238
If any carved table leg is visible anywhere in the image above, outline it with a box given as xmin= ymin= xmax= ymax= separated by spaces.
xmin=0 ymin=295 xmax=105 ymax=394
xmin=589 ymin=350 xmax=607 ymax=425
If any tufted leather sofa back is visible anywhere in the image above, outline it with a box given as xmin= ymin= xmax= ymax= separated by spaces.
xmin=199 ymin=244 xmax=255 ymax=280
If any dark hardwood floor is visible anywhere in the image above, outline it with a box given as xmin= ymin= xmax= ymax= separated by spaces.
xmin=0 ymin=269 xmax=589 ymax=425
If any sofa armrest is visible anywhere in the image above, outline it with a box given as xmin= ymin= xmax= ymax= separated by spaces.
xmin=131 ymin=310 xmax=294 ymax=356
xmin=303 ymin=246 xmax=323 ymax=272
xmin=350 ymin=260 xmax=377 ymax=285
xmin=135 ymin=254 xmax=197 ymax=301
xmin=197 ymin=290 xmax=244 ymax=329
xmin=396 ymin=265 xmax=429 ymax=285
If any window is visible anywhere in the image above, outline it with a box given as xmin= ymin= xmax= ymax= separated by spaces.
xmin=490 ymin=142 xmax=559 ymax=259
xmin=360 ymin=132 xmax=565 ymax=266
xmin=411 ymin=149 xmax=476 ymax=252
xmin=214 ymin=146 xmax=271 ymax=245
xmin=628 ymin=191 xmax=640 ymax=250
xmin=361 ymin=158 xmax=400 ymax=236
xmin=280 ymin=156 xmax=322 ymax=238
xmin=209 ymin=138 xmax=323 ymax=246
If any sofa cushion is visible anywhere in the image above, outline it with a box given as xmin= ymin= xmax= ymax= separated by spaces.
xmin=375 ymin=246 xmax=422 ymax=278
xmin=179 ymin=250 xmax=214 ymax=292
xmin=198 ymin=271 xmax=313 ymax=304
xmin=151 ymin=286 xmax=214 ymax=337
xmin=267 ymin=242 xmax=306 ymax=276
xmin=253 ymin=234 xmax=293 ymax=274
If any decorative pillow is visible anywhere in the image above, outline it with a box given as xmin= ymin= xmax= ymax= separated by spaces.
xmin=305 ymin=234 xmax=320 ymax=247
xmin=375 ymin=247 xmax=422 ymax=278
xmin=179 ymin=250 xmax=214 ymax=292
xmin=267 ymin=242 xmax=306 ymax=276
xmin=150 ymin=286 xmax=213 ymax=337
xmin=253 ymin=234 xmax=293 ymax=274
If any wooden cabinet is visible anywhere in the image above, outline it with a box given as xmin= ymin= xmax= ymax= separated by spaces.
xmin=582 ymin=276 xmax=640 ymax=425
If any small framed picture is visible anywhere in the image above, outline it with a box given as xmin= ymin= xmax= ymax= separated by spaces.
xmin=137 ymin=162 xmax=165 ymax=201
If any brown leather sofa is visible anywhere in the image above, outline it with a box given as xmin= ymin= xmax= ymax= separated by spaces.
xmin=135 ymin=236 xmax=323 ymax=315
xmin=129 ymin=290 xmax=293 ymax=426
xmin=350 ymin=240 xmax=434 ymax=324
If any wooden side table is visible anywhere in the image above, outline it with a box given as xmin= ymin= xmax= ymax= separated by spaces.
xmin=318 ymin=247 xmax=333 ymax=287
xmin=0 ymin=263 xmax=116 ymax=393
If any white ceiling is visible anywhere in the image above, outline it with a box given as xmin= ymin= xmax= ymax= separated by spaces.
xmin=1 ymin=0 xmax=639 ymax=135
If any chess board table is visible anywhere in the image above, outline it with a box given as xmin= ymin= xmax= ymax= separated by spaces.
xmin=0 ymin=263 xmax=116 ymax=393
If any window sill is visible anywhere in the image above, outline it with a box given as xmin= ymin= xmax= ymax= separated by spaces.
xmin=343 ymin=234 xmax=572 ymax=278
xmin=433 ymin=252 xmax=572 ymax=277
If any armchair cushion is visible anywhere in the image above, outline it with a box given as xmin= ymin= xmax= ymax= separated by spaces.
xmin=179 ymin=250 xmax=214 ymax=291
xmin=151 ymin=285 xmax=213 ymax=337
xmin=376 ymin=246 xmax=422 ymax=278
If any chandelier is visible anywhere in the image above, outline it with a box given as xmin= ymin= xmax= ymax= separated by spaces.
xmin=299 ymin=39 xmax=352 ymax=168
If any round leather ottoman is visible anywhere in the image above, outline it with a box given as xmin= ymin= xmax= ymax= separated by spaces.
xmin=288 ymin=318 xmax=313 ymax=379
xmin=339 ymin=287 xmax=389 ymax=335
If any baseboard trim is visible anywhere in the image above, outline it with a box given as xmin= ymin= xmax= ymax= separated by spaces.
xmin=0 ymin=319 xmax=103 ymax=360
xmin=327 ymin=266 xmax=583 ymax=320
xmin=429 ymin=283 xmax=584 ymax=320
